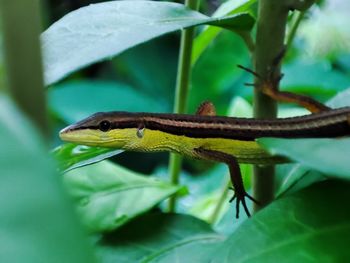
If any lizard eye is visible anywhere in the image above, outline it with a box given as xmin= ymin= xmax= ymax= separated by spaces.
xmin=99 ymin=120 xmax=111 ymax=132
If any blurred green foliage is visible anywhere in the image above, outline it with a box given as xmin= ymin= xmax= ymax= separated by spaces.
xmin=0 ymin=96 xmax=96 ymax=263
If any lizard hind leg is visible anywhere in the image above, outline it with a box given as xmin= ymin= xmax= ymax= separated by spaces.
xmin=194 ymin=147 xmax=259 ymax=219
xmin=229 ymin=187 xmax=259 ymax=218
xmin=196 ymin=101 xmax=216 ymax=116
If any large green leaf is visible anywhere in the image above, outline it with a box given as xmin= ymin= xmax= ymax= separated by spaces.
xmin=63 ymin=161 xmax=186 ymax=232
xmin=42 ymin=1 xmax=254 ymax=85
xmin=97 ymin=213 xmax=224 ymax=263
xmin=0 ymin=96 xmax=95 ymax=262
xmin=258 ymin=138 xmax=350 ymax=180
xmin=211 ymin=180 xmax=350 ymax=262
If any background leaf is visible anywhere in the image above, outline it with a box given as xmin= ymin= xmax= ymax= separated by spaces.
xmin=211 ymin=180 xmax=350 ymax=262
xmin=189 ymin=31 xmax=250 ymax=113
xmin=275 ymin=164 xmax=326 ymax=197
xmin=258 ymin=138 xmax=350 ymax=180
xmin=97 ymin=213 xmax=224 ymax=263
xmin=48 ymin=80 xmax=168 ymax=124
xmin=111 ymin=37 xmax=177 ymax=104
xmin=281 ymin=61 xmax=350 ymax=100
xmin=63 ymin=161 xmax=186 ymax=232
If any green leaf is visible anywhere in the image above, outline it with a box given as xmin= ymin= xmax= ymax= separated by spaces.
xmin=42 ymin=1 xmax=254 ymax=85
xmin=282 ymin=61 xmax=350 ymax=100
xmin=258 ymin=138 xmax=350 ymax=180
xmin=97 ymin=213 xmax=224 ymax=263
xmin=214 ymin=0 xmax=257 ymax=18
xmin=192 ymin=0 xmax=257 ymax=64
xmin=52 ymin=143 xmax=123 ymax=173
xmin=275 ymin=164 xmax=326 ymax=197
xmin=228 ymin=96 xmax=253 ymax=117
xmin=189 ymin=188 xmax=230 ymax=223
xmin=189 ymin=31 xmax=250 ymax=113
xmin=48 ymin=80 xmax=167 ymax=124
xmin=211 ymin=180 xmax=350 ymax=262
xmin=0 ymin=96 xmax=95 ymax=262
xmin=111 ymin=39 xmax=177 ymax=104
xmin=63 ymin=161 xmax=186 ymax=232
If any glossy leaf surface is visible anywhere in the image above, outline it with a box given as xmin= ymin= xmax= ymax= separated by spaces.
xmin=42 ymin=1 xmax=254 ymax=85
xmin=212 ymin=181 xmax=350 ymax=262
xmin=63 ymin=161 xmax=186 ymax=232
xmin=53 ymin=143 xmax=122 ymax=173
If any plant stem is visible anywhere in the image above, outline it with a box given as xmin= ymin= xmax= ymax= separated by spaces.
xmin=208 ymin=176 xmax=231 ymax=225
xmin=252 ymin=1 xmax=290 ymax=213
xmin=252 ymin=0 xmax=315 ymax=213
xmin=168 ymin=154 xmax=182 ymax=212
xmin=0 ymin=0 xmax=47 ymax=136
xmin=168 ymin=0 xmax=199 ymax=212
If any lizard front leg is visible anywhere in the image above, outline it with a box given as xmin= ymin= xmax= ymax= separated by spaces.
xmin=194 ymin=147 xmax=258 ymax=218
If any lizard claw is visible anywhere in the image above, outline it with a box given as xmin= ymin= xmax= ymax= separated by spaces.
xmin=229 ymin=187 xmax=259 ymax=219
